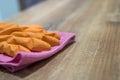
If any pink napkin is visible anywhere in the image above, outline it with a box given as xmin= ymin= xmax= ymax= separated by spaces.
xmin=0 ymin=32 xmax=75 ymax=72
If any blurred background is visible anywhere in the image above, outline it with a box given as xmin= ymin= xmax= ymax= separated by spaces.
xmin=0 ymin=0 xmax=44 ymax=21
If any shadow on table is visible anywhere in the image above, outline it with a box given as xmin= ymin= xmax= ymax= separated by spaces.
xmin=0 ymin=43 xmax=74 ymax=78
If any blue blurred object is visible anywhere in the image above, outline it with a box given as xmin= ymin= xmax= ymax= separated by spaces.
xmin=0 ymin=0 xmax=20 ymax=21
xmin=0 ymin=0 xmax=44 ymax=21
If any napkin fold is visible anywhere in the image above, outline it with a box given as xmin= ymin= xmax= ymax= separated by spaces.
xmin=0 ymin=32 xmax=75 ymax=72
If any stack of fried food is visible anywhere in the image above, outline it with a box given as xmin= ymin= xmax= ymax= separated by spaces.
xmin=0 ymin=22 xmax=60 ymax=57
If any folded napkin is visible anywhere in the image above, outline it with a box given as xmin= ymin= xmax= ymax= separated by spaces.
xmin=0 ymin=32 xmax=75 ymax=72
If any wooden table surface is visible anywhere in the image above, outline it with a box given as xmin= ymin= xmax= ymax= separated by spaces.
xmin=1 ymin=0 xmax=120 ymax=80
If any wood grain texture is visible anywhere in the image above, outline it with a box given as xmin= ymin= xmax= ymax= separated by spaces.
xmin=0 ymin=0 xmax=120 ymax=80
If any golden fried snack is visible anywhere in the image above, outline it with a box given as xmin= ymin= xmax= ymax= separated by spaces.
xmin=0 ymin=22 xmax=60 ymax=57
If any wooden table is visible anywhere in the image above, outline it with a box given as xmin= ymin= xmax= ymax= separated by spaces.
xmin=0 ymin=0 xmax=120 ymax=80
